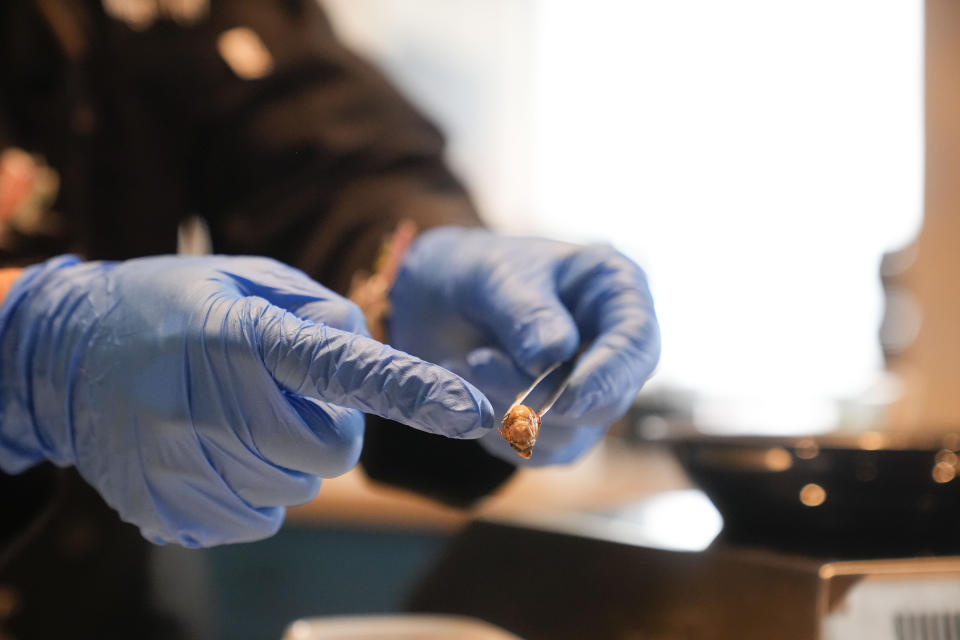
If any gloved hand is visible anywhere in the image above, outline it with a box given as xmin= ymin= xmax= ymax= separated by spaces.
xmin=390 ymin=227 xmax=660 ymax=466
xmin=0 ymin=255 xmax=493 ymax=546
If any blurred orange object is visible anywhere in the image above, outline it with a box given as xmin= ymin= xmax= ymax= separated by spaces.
xmin=0 ymin=148 xmax=38 ymax=223
xmin=0 ymin=148 xmax=59 ymax=235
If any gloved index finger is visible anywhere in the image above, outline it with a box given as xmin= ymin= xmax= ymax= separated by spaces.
xmin=257 ymin=304 xmax=496 ymax=438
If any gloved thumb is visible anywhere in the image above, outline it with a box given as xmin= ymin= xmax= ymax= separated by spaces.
xmin=252 ymin=301 xmax=496 ymax=439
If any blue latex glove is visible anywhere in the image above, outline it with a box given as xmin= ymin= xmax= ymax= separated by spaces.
xmin=390 ymin=227 xmax=660 ymax=465
xmin=0 ymin=255 xmax=493 ymax=546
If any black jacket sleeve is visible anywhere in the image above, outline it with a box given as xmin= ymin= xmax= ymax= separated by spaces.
xmin=124 ymin=0 xmax=482 ymax=290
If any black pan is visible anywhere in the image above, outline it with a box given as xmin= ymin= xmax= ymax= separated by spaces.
xmin=670 ymin=433 xmax=960 ymax=557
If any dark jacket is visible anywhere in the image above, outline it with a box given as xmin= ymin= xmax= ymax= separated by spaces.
xmin=0 ymin=1 xmax=514 ymax=636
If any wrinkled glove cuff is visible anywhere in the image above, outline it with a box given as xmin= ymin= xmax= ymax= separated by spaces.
xmin=0 ymin=255 xmax=83 ymax=473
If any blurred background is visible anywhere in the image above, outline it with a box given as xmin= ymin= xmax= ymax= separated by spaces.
xmin=31 ymin=0 xmax=960 ymax=638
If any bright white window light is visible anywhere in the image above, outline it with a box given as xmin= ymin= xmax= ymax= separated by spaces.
xmin=531 ymin=0 xmax=924 ymax=434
